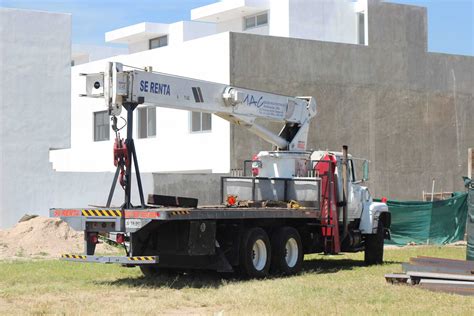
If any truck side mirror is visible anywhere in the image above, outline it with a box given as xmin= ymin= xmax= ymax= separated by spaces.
xmin=363 ymin=160 xmax=369 ymax=181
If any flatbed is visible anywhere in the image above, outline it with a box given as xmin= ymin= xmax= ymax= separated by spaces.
xmin=51 ymin=206 xmax=320 ymax=222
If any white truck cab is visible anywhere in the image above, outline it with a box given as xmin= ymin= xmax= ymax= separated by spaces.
xmin=253 ymin=149 xmax=390 ymax=237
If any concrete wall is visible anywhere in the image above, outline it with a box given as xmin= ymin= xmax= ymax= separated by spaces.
xmin=0 ymin=9 xmax=71 ymax=227
xmin=50 ymin=32 xmax=231 ymax=174
xmin=228 ymin=0 xmax=474 ymax=200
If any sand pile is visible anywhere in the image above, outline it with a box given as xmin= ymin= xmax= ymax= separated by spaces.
xmin=0 ymin=216 xmax=117 ymax=259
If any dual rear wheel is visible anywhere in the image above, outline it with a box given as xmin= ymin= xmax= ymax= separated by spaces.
xmin=239 ymin=226 xmax=303 ymax=278
xmin=139 ymin=225 xmax=304 ymax=278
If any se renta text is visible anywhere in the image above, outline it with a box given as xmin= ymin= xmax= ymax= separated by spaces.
xmin=140 ymin=80 xmax=171 ymax=96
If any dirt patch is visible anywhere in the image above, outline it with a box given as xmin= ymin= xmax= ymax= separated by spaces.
xmin=0 ymin=216 xmax=117 ymax=259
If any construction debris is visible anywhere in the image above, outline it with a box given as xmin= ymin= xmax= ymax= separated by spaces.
xmin=385 ymin=256 xmax=474 ymax=296
xmin=0 ymin=216 xmax=118 ymax=260
xmin=18 ymin=214 xmax=38 ymax=223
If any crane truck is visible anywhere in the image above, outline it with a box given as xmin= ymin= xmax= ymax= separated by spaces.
xmin=51 ymin=62 xmax=390 ymax=278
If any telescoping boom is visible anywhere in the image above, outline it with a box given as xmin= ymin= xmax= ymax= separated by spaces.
xmin=83 ymin=62 xmax=317 ymax=151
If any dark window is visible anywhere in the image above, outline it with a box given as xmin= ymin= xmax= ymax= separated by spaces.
xmin=138 ymin=107 xmax=156 ymax=138
xmin=149 ymin=35 xmax=168 ymax=49
xmin=244 ymin=12 xmax=268 ymax=30
xmin=245 ymin=16 xmax=256 ymax=29
xmin=256 ymin=13 xmax=268 ymax=26
xmin=94 ymin=111 xmax=110 ymax=142
xmin=190 ymin=112 xmax=212 ymax=132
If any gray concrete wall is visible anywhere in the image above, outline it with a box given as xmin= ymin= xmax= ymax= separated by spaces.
xmin=228 ymin=0 xmax=474 ymax=200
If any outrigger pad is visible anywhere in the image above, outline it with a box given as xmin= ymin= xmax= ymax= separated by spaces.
xmin=147 ymin=194 xmax=198 ymax=208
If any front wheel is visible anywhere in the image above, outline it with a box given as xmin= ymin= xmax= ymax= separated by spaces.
xmin=239 ymin=227 xmax=271 ymax=278
xmin=364 ymin=221 xmax=385 ymax=265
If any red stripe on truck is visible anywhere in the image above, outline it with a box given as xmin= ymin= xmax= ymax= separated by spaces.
xmin=53 ymin=209 xmax=81 ymax=217
xmin=124 ymin=211 xmax=160 ymax=219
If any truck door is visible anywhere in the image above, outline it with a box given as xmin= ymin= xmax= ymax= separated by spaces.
xmin=347 ymin=159 xmax=364 ymax=219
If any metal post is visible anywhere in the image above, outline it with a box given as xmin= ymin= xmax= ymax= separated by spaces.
xmin=431 ymin=179 xmax=435 ymax=202
xmin=123 ymin=103 xmax=135 ymax=208
xmin=342 ymin=145 xmax=349 ymax=240
xmin=131 ymin=141 xmax=146 ymax=207
xmin=106 ymin=164 xmax=122 ymax=207
xmin=469 ymin=148 xmax=473 ymax=179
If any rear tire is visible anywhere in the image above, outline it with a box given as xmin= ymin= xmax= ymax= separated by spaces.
xmin=239 ymin=227 xmax=271 ymax=278
xmin=271 ymin=227 xmax=303 ymax=275
xmin=364 ymin=221 xmax=385 ymax=265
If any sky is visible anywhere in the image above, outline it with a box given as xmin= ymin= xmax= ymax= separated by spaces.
xmin=0 ymin=0 xmax=472 ymax=56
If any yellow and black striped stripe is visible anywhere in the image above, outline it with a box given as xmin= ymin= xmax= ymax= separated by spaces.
xmin=81 ymin=209 xmax=122 ymax=217
xmin=128 ymin=256 xmax=155 ymax=261
xmin=61 ymin=254 xmax=87 ymax=260
xmin=170 ymin=210 xmax=190 ymax=216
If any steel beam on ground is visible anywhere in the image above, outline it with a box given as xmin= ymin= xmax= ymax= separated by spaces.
xmin=402 ymin=263 xmax=474 ymax=276
xmin=406 ymin=271 xmax=474 ymax=282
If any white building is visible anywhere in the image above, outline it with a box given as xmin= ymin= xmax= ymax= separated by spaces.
xmin=192 ymin=0 xmax=368 ymax=45
xmin=50 ymin=0 xmax=368 ymax=175
xmin=0 ymin=8 xmax=70 ymax=228
xmin=71 ymin=44 xmax=129 ymax=66
xmin=0 ymin=8 xmax=151 ymax=228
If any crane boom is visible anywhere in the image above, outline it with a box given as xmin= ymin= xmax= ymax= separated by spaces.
xmin=83 ymin=62 xmax=317 ymax=150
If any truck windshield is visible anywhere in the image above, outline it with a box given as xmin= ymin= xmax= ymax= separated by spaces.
xmin=350 ymin=158 xmax=369 ymax=182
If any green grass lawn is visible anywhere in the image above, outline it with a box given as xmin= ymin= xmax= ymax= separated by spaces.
xmin=0 ymin=246 xmax=472 ymax=315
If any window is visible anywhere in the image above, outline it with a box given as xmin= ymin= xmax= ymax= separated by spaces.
xmin=244 ymin=12 xmax=268 ymax=30
xmin=190 ymin=112 xmax=212 ymax=132
xmin=94 ymin=111 xmax=110 ymax=142
xmin=358 ymin=12 xmax=365 ymax=45
xmin=149 ymin=35 xmax=168 ymax=50
xmin=137 ymin=107 xmax=156 ymax=139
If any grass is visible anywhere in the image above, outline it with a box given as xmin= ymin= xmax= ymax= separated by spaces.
xmin=0 ymin=246 xmax=472 ymax=315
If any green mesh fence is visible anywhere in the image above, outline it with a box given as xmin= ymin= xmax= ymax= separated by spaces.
xmin=377 ymin=192 xmax=468 ymax=246
xmin=467 ymin=181 xmax=474 ymax=261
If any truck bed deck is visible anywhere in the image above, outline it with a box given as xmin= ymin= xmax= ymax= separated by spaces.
xmin=51 ymin=205 xmax=322 ymax=235
xmin=51 ymin=205 xmax=321 ymax=221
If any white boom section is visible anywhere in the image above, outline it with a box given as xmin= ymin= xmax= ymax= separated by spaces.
xmin=83 ymin=62 xmax=317 ymax=150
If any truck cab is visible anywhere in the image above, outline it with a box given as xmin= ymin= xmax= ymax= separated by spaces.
xmin=251 ymin=149 xmax=391 ymax=254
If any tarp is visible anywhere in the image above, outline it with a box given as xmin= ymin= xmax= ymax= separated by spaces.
xmin=377 ymin=192 xmax=468 ymax=246
xmin=467 ymin=180 xmax=474 ymax=260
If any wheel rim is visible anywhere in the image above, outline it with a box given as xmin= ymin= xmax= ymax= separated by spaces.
xmin=252 ymin=239 xmax=267 ymax=271
xmin=285 ymin=238 xmax=298 ymax=268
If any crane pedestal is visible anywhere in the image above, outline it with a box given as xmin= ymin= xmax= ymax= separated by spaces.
xmin=106 ymin=103 xmax=146 ymax=209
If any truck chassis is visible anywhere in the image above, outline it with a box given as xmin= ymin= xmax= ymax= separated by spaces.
xmin=52 ymin=176 xmax=390 ymax=278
